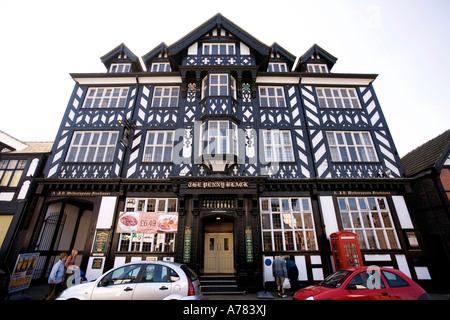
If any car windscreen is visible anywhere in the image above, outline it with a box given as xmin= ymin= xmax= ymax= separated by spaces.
xmin=180 ymin=265 xmax=198 ymax=282
xmin=319 ymin=270 xmax=353 ymax=288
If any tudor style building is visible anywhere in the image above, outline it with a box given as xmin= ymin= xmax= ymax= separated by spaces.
xmin=22 ymin=14 xmax=432 ymax=291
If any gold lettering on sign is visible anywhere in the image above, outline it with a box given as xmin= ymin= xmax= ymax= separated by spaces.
xmin=187 ymin=181 xmax=249 ymax=188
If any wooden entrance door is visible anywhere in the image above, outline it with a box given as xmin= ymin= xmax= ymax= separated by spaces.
xmin=204 ymin=233 xmax=234 ymax=273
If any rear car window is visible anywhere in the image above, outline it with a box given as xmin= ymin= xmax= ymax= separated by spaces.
xmin=381 ymin=270 xmax=410 ymax=288
xmin=181 ymin=265 xmax=198 ymax=281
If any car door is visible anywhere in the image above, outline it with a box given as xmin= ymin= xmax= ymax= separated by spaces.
xmin=132 ymin=264 xmax=173 ymax=300
xmin=380 ymin=270 xmax=416 ymax=300
xmin=91 ymin=264 xmax=142 ymax=300
xmin=342 ymin=269 xmax=391 ymax=300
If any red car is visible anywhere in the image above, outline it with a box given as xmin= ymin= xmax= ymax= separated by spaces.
xmin=293 ymin=266 xmax=431 ymax=300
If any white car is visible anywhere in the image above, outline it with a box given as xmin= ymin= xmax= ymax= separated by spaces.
xmin=57 ymin=261 xmax=203 ymax=300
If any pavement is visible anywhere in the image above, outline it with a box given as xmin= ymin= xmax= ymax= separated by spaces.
xmin=4 ymin=280 xmax=450 ymax=300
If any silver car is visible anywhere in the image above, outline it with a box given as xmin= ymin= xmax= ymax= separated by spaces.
xmin=57 ymin=261 xmax=203 ymax=300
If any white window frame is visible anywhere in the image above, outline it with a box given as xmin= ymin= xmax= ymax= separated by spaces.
xmin=82 ymin=87 xmax=129 ymax=109
xmin=202 ymin=43 xmax=235 ymax=55
xmin=109 ymin=63 xmax=131 ymax=73
xmin=317 ymin=87 xmax=361 ymax=109
xmin=150 ymin=62 xmax=171 ymax=72
xmin=152 ymin=87 xmax=179 ymax=107
xmin=338 ymin=197 xmax=400 ymax=250
xmin=117 ymin=198 xmax=177 ymax=253
xmin=326 ymin=131 xmax=378 ymax=162
xmin=201 ymin=74 xmax=236 ymax=99
xmin=259 ymin=86 xmax=286 ymax=107
xmin=143 ymin=131 xmax=174 ymax=162
xmin=260 ymin=197 xmax=318 ymax=251
xmin=307 ymin=64 xmax=328 ymax=73
xmin=268 ymin=62 xmax=288 ymax=72
xmin=200 ymin=121 xmax=238 ymax=155
xmin=263 ymin=130 xmax=294 ymax=162
xmin=66 ymin=131 xmax=118 ymax=163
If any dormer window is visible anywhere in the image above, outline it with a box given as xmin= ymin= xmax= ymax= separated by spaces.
xmin=268 ymin=62 xmax=288 ymax=72
xmin=307 ymin=64 xmax=328 ymax=73
xmin=151 ymin=62 xmax=171 ymax=72
xmin=109 ymin=63 xmax=131 ymax=73
xmin=203 ymin=43 xmax=235 ymax=55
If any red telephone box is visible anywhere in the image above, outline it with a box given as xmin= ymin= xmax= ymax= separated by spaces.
xmin=330 ymin=231 xmax=363 ymax=270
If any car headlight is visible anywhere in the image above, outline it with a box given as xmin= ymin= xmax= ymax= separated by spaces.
xmin=305 ymin=295 xmax=314 ymax=300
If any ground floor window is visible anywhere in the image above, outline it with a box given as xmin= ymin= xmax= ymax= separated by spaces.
xmin=337 ymin=197 xmax=400 ymax=250
xmin=260 ymin=197 xmax=318 ymax=251
xmin=117 ymin=198 xmax=177 ymax=253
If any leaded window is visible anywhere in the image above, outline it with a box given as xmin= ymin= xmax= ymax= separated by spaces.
xmin=260 ymin=198 xmax=318 ymax=251
xmin=338 ymin=197 xmax=400 ymax=250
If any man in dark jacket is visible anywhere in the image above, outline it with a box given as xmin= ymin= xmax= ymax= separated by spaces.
xmin=285 ymin=256 xmax=300 ymax=292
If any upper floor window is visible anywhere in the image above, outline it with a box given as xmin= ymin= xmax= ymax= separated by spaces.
xmin=201 ymin=74 xmax=236 ymax=99
xmin=143 ymin=131 xmax=174 ymax=162
xmin=83 ymin=87 xmax=129 ymax=109
xmin=66 ymin=131 xmax=118 ymax=163
xmin=109 ymin=63 xmax=131 ymax=73
xmin=202 ymin=43 xmax=235 ymax=55
xmin=317 ymin=87 xmax=361 ymax=109
xmin=151 ymin=62 xmax=171 ymax=72
xmin=326 ymin=131 xmax=378 ymax=162
xmin=0 ymin=159 xmax=26 ymax=187
xmin=268 ymin=63 xmax=288 ymax=72
xmin=307 ymin=64 xmax=328 ymax=73
xmin=263 ymin=130 xmax=294 ymax=162
xmin=152 ymin=87 xmax=179 ymax=107
xmin=200 ymin=121 xmax=238 ymax=156
xmin=259 ymin=86 xmax=286 ymax=107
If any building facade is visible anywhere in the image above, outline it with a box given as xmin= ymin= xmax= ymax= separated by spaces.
xmin=0 ymin=131 xmax=52 ymax=267
xmin=22 ymin=14 xmax=432 ymax=291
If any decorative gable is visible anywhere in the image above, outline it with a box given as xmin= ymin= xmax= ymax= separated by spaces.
xmin=142 ymin=43 xmax=171 ymax=72
xmin=100 ymin=43 xmax=143 ymax=73
xmin=295 ymin=44 xmax=337 ymax=73
xmin=267 ymin=43 xmax=296 ymax=72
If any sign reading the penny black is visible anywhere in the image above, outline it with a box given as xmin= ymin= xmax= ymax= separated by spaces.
xmin=187 ymin=181 xmax=249 ymax=188
xmin=183 ymin=227 xmax=192 ymax=263
xmin=245 ymin=226 xmax=253 ymax=263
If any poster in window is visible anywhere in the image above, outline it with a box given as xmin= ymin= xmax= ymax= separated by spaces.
xmin=116 ymin=212 xmax=178 ymax=234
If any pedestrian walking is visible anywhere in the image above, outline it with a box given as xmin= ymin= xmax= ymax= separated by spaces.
xmin=285 ymin=256 xmax=300 ymax=292
xmin=45 ymin=253 xmax=67 ymax=300
xmin=272 ymin=256 xmax=288 ymax=298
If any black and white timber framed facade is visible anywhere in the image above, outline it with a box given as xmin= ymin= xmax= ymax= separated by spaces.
xmin=23 ymin=14 xmax=432 ymax=291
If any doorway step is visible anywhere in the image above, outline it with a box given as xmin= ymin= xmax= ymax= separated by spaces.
xmin=200 ymin=275 xmax=245 ymax=295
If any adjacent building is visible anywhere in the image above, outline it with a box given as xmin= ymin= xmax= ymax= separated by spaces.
xmin=19 ymin=14 xmax=432 ymax=291
xmin=402 ymin=129 xmax=450 ymax=290
xmin=0 ymin=131 xmax=52 ymax=267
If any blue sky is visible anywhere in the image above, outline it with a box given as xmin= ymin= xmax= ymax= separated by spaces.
xmin=0 ymin=0 xmax=448 ymax=157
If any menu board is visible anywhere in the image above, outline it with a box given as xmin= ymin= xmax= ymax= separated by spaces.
xmin=116 ymin=211 xmax=178 ymax=234
xmin=8 ymin=253 xmax=39 ymax=293
xmin=92 ymin=229 xmax=110 ymax=254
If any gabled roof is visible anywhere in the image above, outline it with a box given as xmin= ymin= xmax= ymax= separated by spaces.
xmin=167 ymin=13 xmax=270 ymax=67
xmin=100 ymin=43 xmax=143 ymax=72
xmin=295 ymin=43 xmax=338 ymax=72
xmin=142 ymin=42 xmax=169 ymax=71
xmin=269 ymin=43 xmax=297 ymax=71
xmin=401 ymin=129 xmax=450 ymax=177
xmin=0 ymin=130 xmax=52 ymax=154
